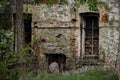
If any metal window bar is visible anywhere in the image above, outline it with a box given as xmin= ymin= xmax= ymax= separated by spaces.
xmin=84 ymin=17 xmax=99 ymax=57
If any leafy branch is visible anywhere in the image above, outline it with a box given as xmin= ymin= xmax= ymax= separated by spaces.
xmin=0 ymin=0 xmax=10 ymax=13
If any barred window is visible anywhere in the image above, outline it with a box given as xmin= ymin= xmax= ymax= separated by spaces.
xmin=80 ymin=12 xmax=99 ymax=59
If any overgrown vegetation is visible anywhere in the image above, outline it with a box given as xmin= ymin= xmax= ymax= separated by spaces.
xmin=0 ymin=1 xmax=29 ymax=79
xmin=0 ymin=1 xmax=18 ymax=78
xmin=74 ymin=0 xmax=109 ymax=11
xmin=33 ymin=0 xmax=109 ymax=11
xmin=0 ymin=0 xmax=10 ymax=13
xmin=0 ymin=29 xmax=33 ymax=80
xmin=0 ymin=29 xmax=18 ymax=80
xmin=19 ymin=69 xmax=118 ymax=80
xmin=0 ymin=0 xmax=117 ymax=80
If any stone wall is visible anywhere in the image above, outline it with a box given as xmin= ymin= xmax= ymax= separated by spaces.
xmin=24 ymin=4 xmax=80 ymax=60
xmin=99 ymin=0 xmax=119 ymax=69
xmin=21 ymin=0 xmax=119 ymax=70
xmin=99 ymin=28 xmax=119 ymax=69
xmin=38 ymin=28 xmax=72 ymax=56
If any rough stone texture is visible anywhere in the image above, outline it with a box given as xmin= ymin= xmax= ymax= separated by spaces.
xmin=32 ymin=27 xmax=79 ymax=59
xmin=99 ymin=28 xmax=119 ymax=69
xmin=25 ymin=4 xmax=79 ymax=60
xmin=20 ymin=0 xmax=120 ymax=71
xmin=107 ymin=0 xmax=119 ymax=21
xmin=24 ymin=4 xmax=74 ymax=27
xmin=38 ymin=28 xmax=71 ymax=56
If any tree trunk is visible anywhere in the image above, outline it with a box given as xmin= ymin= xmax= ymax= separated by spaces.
xmin=15 ymin=0 xmax=24 ymax=53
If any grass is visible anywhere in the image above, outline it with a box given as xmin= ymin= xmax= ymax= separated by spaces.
xmin=19 ymin=69 xmax=119 ymax=80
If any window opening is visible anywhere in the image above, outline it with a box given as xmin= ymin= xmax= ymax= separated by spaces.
xmin=24 ymin=14 xmax=32 ymax=45
xmin=13 ymin=14 xmax=32 ymax=51
xmin=80 ymin=12 xmax=99 ymax=59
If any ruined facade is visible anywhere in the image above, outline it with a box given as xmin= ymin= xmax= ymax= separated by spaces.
xmin=12 ymin=0 xmax=120 ymax=71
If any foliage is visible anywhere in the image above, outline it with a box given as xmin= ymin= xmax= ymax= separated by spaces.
xmin=74 ymin=0 xmax=109 ymax=11
xmin=0 ymin=0 xmax=112 ymax=80
xmin=0 ymin=0 xmax=10 ymax=13
xmin=0 ymin=29 xmax=32 ymax=80
xmin=0 ymin=2 xmax=35 ymax=79
xmin=0 ymin=12 xmax=32 ymax=79
xmin=19 ymin=69 xmax=118 ymax=80
xmin=87 ymin=0 xmax=99 ymax=11
xmin=49 ymin=0 xmax=108 ymax=11
xmin=33 ymin=0 xmax=109 ymax=11
xmin=97 ymin=1 xmax=110 ymax=11
xmin=0 ymin=1 xmax=19 ymax=79
xmin=34 ymin=0 xmax=68 ymax=5
xmin=0 ymin=29 xmax=18 ymax=80
xmin=74 ymin=0 xmax=86 ymax=7
xmin=23 ymin=13 xmax=32 ymax=21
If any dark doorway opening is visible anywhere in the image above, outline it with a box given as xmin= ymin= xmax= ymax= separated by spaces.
xmin=45 ymin=54 xmax=66 ymax=72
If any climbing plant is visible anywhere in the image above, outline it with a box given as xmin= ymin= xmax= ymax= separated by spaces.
xmin=74 ymin=0 xmax=109 ymax=11
xmin=33 ymin=0 xmax=109 ymax=11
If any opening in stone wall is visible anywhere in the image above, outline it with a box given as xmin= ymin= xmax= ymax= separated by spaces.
xmin=13 ymin=13 xmax=32 ymax=52
xmin=80 ymin=12 xmax=99 ymax=60
xmin=24 ymin=13 xmax=32 ymax=45
xmin=45 ymin=54 xmax=66 ymax=72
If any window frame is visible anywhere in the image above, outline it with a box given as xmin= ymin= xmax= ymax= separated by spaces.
xmin=80 ymin=12 xmax=99 ymax=59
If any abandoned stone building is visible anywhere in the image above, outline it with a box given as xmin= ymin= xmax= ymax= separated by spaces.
xmin=11 ymin=0 xmax=120 ymax=71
